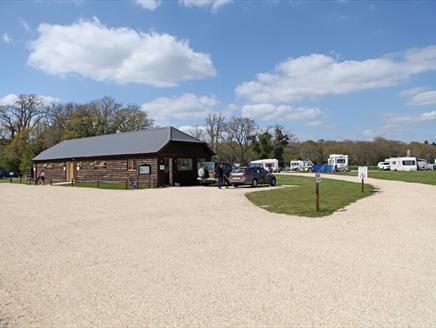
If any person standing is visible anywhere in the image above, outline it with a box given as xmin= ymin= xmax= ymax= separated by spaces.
xmin=40 ymin=169 xmax=46 ymax=185
xmin=267 ymin=164 xmax=274 ymax=187
xmin=216 ymin=163 xmax=224 ymax=189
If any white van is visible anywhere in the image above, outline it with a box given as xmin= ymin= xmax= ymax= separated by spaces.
xmin=250 ymin=159 xmax=280 ymax=172
xmin=389 ymin=157 xmax=417 ymax=171
xmin=328 ymin=154 xmax=349 ymax=172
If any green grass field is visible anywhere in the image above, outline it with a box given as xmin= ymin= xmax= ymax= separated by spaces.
xmin=246 ymin=175 xmax=375 ymax=218
xmin=339 ymin=170 xmax=436 ymax=186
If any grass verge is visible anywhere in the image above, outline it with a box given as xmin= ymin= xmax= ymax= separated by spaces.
xmin=338 ymin=170 xmax=436 ymax=186
xmin=246 ymin=175 xmax=375 ymax=218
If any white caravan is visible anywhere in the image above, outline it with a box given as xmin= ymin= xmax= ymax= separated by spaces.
xmin=250 ymin=159 xmax=280 ymax=172
xmin=328 ymin=154 xmax=349 ymax=172
xmin=389 ymin=157 xmax=417 ymax=171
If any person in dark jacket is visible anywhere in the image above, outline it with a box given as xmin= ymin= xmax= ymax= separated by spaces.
xmin=216 ymin=163 xmax=224 ymax=189
xmin=267 ymin=165 xmax=274 ymax=186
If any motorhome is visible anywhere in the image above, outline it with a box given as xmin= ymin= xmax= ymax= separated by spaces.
xmin=250 ymin=159 xmax=280 ymax=172
xmin=389 ymin=157 xmax=417 ymax=171
xmin=327 ymin=154 xmax=349 ymax=172
xmin=290 ymin=160 xmax=313 ymax=172
xmin=290 ymin=160 xmax=303 ymax=171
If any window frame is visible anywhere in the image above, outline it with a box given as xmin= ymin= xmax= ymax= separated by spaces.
xmin=127 ymin=159 xmax=138 ymax=172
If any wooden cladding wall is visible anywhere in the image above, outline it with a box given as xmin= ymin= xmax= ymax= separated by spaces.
xmin=35 ymin=157 xmax=159 ymax=186
xmin=34 ymin=161 xmax=66 ymax=181
xmin=76 ymin=157 xmax=158 ymax=183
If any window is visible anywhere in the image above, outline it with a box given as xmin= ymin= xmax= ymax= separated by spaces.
xmin=177 ymin=158 xmax=193 ymax=171
xmin=127 ymin=159 xmax=137 ymax=171
xmin=337 ymin=159 xmax=346 ymax=164
xmin=402 ymin=160 xmax=416 ymax=166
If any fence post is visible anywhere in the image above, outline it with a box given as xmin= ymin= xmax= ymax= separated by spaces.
xmin=50 ymin=179 xmax=52 ymax=186
xmin=10 ymin=177 xmax=12 ymax=183
xmin=71 ymin=179 xmax=73 ymax=187
xmin=125 ymin=179 xmax=128 ymax=190
xmin=97 ymin=179 xmax=100 ymax=188
xmin=19 ymin=178 xmax=22 ymax=184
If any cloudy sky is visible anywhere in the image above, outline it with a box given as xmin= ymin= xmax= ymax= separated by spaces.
xmin=1 ymin=0 xmax=436 ymax=142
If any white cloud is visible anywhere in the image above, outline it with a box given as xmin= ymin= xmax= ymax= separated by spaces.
xmin=399 ymin=86 xmax=429 ymax=97
xmin=134 ymin=0 xmax=161 ymax=10
xmin=2 ymin=33 xmax=12 ymax=44
xmin=236 ymin=45 xmax=436 ymax=104
xmin=141 ymin=93 xmax=218 ymax=125
xmin=305 ymin=120 xmax=324 ymax=127
xmin=18 ymin=17 xmax=31 ymax=32
xmin=0 ymin=94 xmax=59 ymax=106
xmin=241 ymin=103 xmax=323 ymax=121
xmin=28 ymin=18 xmax=216 ymax=87
xmin=179 ymin=0 xmax=233 ymax=12
xmin=387 ymin=111 xmax=436 ymax=124
xmin=408 ymin=90 xmax=436 ymax=106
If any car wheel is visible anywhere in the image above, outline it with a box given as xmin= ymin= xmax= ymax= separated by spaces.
xmin=270 ymin=177 xmax=276 ymax=186
xmin=233 ymin=184 xmax=238 ymax=188
xmin=251 ymin=179 xmax=258 ymax=187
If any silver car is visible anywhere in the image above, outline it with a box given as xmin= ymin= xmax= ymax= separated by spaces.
xmin=229 ymin=166 xmax=276 ymax=187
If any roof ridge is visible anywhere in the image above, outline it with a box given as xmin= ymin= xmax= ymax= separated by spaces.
xmin=61 ymin=127 xmax=168 ymax=143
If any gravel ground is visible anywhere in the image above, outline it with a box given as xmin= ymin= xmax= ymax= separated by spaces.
xmin=1 ymin=176 xmax=436 ymax=327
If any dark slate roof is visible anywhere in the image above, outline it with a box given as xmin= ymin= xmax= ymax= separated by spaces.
xmin=33 ymin=127 xmax=208 ymax=161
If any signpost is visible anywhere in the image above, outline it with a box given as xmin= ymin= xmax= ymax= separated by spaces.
xmin=358 ymin=166 xmax=368 ymax=192
xmin=315 ymin=173 xmax=321 ymax=212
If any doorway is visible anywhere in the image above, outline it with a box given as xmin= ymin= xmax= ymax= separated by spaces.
xmin=162 ymin=157 xmax=173 ymax=186
xmin=66 ymin=161 xmax=77 ymax=181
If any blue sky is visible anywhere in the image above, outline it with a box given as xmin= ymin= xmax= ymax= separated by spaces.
xmin=1 ymin=0 xmax=436 ymax=142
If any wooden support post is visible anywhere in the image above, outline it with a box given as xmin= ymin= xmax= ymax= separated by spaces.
xmin=10 ymin=177 xmax=12 ymax=183
xmin=71 ymin=179 xmax=74 ymax=187
xmin=125 ymin=179 xmax=128 ymax=190
xmin=50 ymin=179 xmax=52 ymax=186
xmin=97 ymin=179 xmax=100 ymax=188
xmin=19 ymin=178 xmax=22 ymax=184
xmin=361 ymin=178 xmax=364 ymax=192
xmin=316 ymin=181 xmax=320 ymax=213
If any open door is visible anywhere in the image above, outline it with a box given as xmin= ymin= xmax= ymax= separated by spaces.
xmin=66 ymin=161 xmax=77 ymax=181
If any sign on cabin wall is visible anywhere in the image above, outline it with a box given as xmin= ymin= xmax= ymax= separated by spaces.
xmin=138 ymin=164 xmax=151 ymax=175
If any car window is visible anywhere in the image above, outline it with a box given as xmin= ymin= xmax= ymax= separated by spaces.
xmin=233 ymin=168 xmax=247 ymax=173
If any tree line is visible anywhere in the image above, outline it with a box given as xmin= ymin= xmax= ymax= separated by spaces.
xmin=1 ymin=94 xmax=435 ymax=174
xmin=189 ymin=113 xmax=436 ymax=167
xmin=0 ymin=95 xmax=152 ymax=173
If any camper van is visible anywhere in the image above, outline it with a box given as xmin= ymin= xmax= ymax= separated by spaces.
xmin=290 ymin=160 xmax=303 ymax=171
xmin=327 ymin=154 xmax=349 ymax=172
xmin=389 ymin=157 xmax=417 ymax=171
xmin=290 ymin=160 xmax=313 ymax=172
xmin=250 ymin=159 xmax=280 ymax=172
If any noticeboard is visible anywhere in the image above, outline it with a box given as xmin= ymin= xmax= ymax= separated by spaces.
xmin=138 ymin=164 xmax=151 ymax=175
